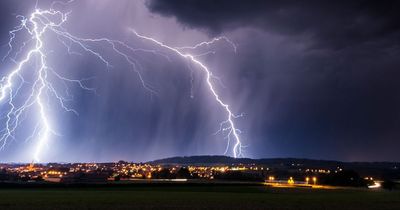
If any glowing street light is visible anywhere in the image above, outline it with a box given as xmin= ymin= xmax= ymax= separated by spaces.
xmin=288 ymin=177 xmax=294 ymax=185
xmin=312 ymin=177 xmax=317 ymax=185
xmin=268 ymin=176 xmax=275 ymax=182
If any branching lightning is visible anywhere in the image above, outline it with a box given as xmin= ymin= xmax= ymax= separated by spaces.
xmin=0 ymin=5 xmax=244 ymax=161
xmin=129 ymin=30 xmax=243 ymax=158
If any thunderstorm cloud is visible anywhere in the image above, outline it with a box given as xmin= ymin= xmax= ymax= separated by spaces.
xmin=146 ymin=0 xmax=400 ymax=161
xmin=0 ymin=0 xmax=399 ymax=162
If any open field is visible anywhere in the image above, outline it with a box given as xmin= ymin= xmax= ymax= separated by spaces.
xmin=0 ymin=184 xmax=399 ymax=210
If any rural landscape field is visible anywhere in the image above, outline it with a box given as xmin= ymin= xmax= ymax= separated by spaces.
xmin=1 ymin=184 xmax=399 ymax=210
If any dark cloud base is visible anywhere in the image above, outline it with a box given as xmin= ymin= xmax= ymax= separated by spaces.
xmin=147 ymin=0 xmax=400 ymax=161
xmin=146 ymin=0 xmax=400 ymax=50
xmin=0 ymin=0 xmax=399 ymax=162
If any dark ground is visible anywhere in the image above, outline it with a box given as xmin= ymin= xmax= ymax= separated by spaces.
xmin=0 ymin=183 xmax=399 ymax=210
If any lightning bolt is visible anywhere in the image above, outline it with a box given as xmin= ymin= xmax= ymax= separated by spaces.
xmin=129 ymin=30 xmax=243 ymax=158
xmin=0 ymin=5 xmax=244 ymax=161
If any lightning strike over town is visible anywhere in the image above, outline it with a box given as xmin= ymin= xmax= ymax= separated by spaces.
xmin=0 ymin=1 xmax=399 ymax=209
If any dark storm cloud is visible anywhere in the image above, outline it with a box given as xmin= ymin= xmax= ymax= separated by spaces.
xmin=0 ymin=0 xmax=399 ymax=162
xmin=147 ymin=0 xmax=400 ymax=161
xmin=146 ymin=0 xmax=400 ymax=50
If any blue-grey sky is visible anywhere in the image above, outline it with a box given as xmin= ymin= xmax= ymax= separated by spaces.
xmin=0 ymin=0 xmax=399 ymax=162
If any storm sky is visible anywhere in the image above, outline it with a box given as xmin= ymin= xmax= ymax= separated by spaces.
xmin=0 ymin=0 xmax=399 ymax=162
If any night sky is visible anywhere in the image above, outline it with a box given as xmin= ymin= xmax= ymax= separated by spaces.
xmin=0 ymin=0 xmax=399 ymax=162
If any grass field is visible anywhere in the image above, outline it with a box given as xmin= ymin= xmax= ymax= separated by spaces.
xmin=0 ymin=184 xmax=399 ymax=210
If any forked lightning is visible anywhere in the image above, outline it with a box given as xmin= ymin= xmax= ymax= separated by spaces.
xmin=0 ymin=5 xmax=243 ymax=161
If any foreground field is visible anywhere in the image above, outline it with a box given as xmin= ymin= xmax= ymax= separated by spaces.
xmin=0 ymin=184 xmax=399 ymax=210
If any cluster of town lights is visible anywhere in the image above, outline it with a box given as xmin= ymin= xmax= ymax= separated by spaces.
xmin=267 ymin=176 xmax=317 ymax=186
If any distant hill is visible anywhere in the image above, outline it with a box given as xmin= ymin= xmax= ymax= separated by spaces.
xmin=149 ymin=155 xmax=255 ymax=165
xmin=149 ymin=155 xmax=399 ymax=170
xmin=149 ymin=155 xmax=343 ymax=167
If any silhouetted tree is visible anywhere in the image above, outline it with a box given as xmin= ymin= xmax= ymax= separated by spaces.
xmin=214 ymin=171 xmax=264 ymax=181
xmin=320 ymin=170 xmax=367 ymax=187
xmin=34 ymin=175 xmax=44 ymax=181
xmin=382 ymin=180 xmax=396 ymax=191
xmin=176 ymin=167 xmax=191 ymax=179
xmin=152 ymin=168 xmax=175 ymax=179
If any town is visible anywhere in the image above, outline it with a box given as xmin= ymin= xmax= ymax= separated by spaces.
xmin=1 ymin=156 xmax=397 ymax=190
